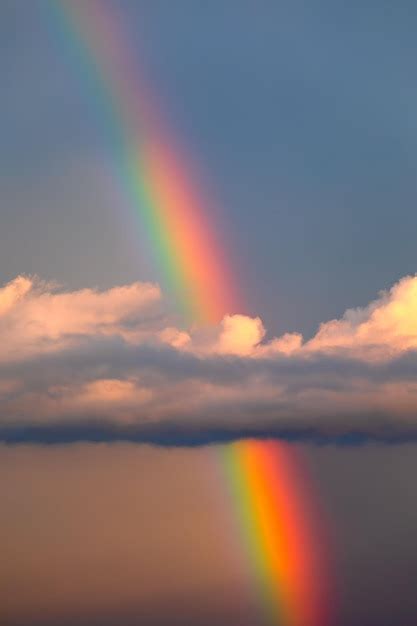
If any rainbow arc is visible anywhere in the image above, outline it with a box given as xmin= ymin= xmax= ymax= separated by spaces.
xmin=48 ymin=2 xmax=331 ymax=624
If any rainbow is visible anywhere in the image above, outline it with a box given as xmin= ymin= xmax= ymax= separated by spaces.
xmin=224 ymin=441 xmax=329 ymax=625
xmin=47 ymin=0 xmax=234 ymax=323
xmin=46 ymin=2 xmax=331 ymax=624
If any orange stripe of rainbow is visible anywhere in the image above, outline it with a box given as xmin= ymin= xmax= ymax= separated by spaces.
xmin=47 ymin=2 xmax=332 ymax=623
xmin=225 ymin=440 xmax=330 ymax=625
xmin=48 ymin=0 xmax=234 ymax=323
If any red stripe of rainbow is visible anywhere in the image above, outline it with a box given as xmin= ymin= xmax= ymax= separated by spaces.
xmin=224 ymin=440 xmax=330 ymax=625
xmin=49 ymin=0 xmax=234 ymax=323
xmin=47 ymin=2 xmax=332 ymax=624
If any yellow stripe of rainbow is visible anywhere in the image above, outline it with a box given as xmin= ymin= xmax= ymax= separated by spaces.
xmin=47 ymin=2 xmax=332 ymax=623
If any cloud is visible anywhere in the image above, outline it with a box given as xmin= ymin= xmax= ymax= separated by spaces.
xmin=0 ymin=275 xmax=163 ymax=361
xmin=2 ymin=274 xmax=417 ymax=445
xmin=305 ymin=275 xmax=417 ymax=356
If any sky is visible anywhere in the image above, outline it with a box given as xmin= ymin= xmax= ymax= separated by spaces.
xmin=2 ymin=1 xmax=417 ymax=625
xmin=2 ymin=0 xmax=417 ymax=335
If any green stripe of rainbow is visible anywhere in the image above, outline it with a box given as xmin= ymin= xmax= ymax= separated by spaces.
xmin=48 ymin=0 xmax=235 ymax=323
xmin=47 ymin=2 xmax=332 ymax=624
xmin=224 ymin=440 xmax=330 ymax=625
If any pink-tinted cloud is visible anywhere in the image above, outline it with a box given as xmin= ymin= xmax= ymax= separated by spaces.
xmin=0 ymin=275 xmax=162 ymax=361
xmin=304 ymin=275 xmax=417 ymax=357
xmin=2 ymin=274 xmax=417 ymax=444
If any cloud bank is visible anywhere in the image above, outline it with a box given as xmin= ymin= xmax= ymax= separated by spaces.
xmin=2 ymin=274 xmax=417 ymax=445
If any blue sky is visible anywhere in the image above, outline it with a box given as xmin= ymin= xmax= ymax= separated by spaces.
xmin=3 ymin=4 xmax=417 ymax=626
xmin=1 ymin=0 xmax=417 ymax=337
